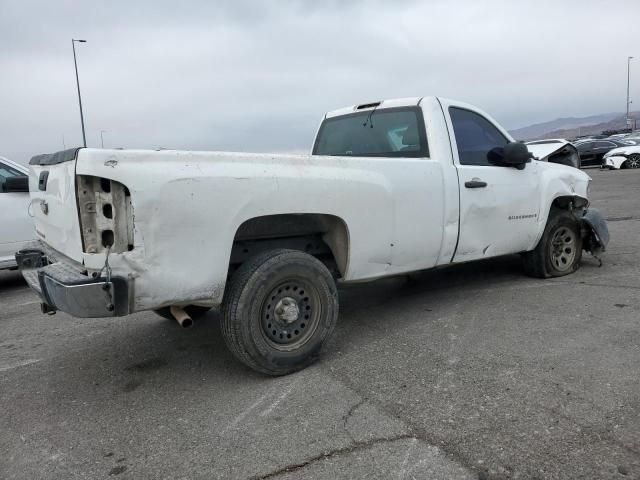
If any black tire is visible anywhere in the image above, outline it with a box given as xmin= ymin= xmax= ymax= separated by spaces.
xmin=154 ymin=305 xmax=212 ymax=321
xmin=221 ymin=249 xmax=338 ymax=376
xmin=522 ymin=209 xmax=583 ymax=278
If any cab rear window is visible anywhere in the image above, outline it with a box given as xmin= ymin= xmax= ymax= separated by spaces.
xmin=313 ymin=107 xmax=429 ymax=158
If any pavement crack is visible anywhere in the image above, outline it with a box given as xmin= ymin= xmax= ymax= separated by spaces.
xmin=605 ymin=216 xmax=638 ymax=222
xmin=249 ymin=433 xmax=416 ymax=480
xmin=341 ymin=397 xmax=367 ymax=442
xmin=551 ymin=280 xmax=640 ymax=291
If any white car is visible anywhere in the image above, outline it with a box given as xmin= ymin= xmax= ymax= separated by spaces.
xmin=17 ymin=97 xmax=609 ymax=375
xmin=0 ymin=156 xmax=35 ymax=270
xmin=602 ymin=145 xmax=640 ymax=169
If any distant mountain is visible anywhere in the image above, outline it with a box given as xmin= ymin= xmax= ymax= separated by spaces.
xmin=533 ymin=112 xmax=640 ymax=140
xmin=509 ymin=112 xmax=623 ymax=140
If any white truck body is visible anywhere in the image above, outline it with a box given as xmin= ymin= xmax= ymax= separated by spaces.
xmin=17 ymin=96 xmax=608 ymax=374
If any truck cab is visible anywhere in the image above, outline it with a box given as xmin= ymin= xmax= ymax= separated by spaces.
xmin=313 ymin=97 xmax=589 ymax=264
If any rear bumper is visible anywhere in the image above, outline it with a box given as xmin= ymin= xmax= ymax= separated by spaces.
xmin=15 ymin=243 xmax=130 ymax=318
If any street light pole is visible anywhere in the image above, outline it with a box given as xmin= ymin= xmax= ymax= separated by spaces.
xmin=72 ymin=39 xmax=87 ymax=147
xmin=627 ymin=56 xmax=634 ymax=128
xmin=100 ymin=130 xmax=106 ymax=148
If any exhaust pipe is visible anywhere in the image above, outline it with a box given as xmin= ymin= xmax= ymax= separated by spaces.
xmin=170 ymin=306 xmax=193 ymax=329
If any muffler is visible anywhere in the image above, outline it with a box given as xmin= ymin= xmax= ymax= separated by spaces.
xmin=170 ymin=306 xmax=193 ymax=328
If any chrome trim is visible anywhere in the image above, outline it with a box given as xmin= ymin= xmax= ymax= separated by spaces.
xmin=40 ymin=274 xmax=119 ymax=318
xmin=16 ymin=244 xmax=130 ymax=318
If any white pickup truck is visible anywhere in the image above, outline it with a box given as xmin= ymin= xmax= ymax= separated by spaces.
xmin=17 ymin=96 xmax=608 ymax=375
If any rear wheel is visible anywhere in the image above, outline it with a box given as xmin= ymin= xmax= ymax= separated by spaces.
xmin=522 ymin=209 xmax=582 ymax=278
xmin=221 ymin=249 xmax=338 ymax=376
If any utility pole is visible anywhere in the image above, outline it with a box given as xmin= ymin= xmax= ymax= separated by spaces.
xmin=72 ymin=39 xmax=87 ymax=147
xmin=627 ymin=56 xmax=634 ymax=128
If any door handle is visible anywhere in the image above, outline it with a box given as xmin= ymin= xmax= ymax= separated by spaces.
xmin=465 ymin=180 xmax=487 ymax=189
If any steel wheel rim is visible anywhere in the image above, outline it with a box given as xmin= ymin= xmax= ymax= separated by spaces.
xmin=549 ymin=226 xmax=577 ymax=272
xmin=628 ymin=155 xmax=640 ymax=169
xmin=260 ymin=278 xmax=321 ymax=351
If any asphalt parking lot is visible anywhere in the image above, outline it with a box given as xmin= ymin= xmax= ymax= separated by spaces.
xmin=1 ymin=168 xmax=639 ymax=480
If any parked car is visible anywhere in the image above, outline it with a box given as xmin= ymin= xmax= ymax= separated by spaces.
xmin=602 ymin=145 xmax=640 ymax=169
xmin=16 ymin=97 xmax=608 ymax=375
xmin=0 ymin=156 xmax=34 ymax=270
xmin=575 ymin=139 xmax=635 ymax=167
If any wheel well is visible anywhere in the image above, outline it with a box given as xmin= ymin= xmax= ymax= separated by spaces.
xmin=229 ymin=214 xmax=349 ymax=278
xmin=551 ymin=195 xmax=588 ymax=211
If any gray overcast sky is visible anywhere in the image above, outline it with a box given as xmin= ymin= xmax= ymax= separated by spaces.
xmin=1 ymin=0 xmax=638 ymax=163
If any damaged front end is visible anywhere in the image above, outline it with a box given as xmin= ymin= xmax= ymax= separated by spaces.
xmin=526 ymin=140 xmax=581 ymax=168
xmin=579 ymin=208 xmax=609 ymax=261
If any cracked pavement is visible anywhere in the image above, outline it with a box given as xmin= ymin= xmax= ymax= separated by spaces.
xmin=1 ymin=169 xmax=640 ymax=479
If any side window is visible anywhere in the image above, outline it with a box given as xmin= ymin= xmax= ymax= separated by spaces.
xmin=0 ymin=161 xmax=24 ymax=193
xmin=449 ymin=107 xmax=509 ymax=166
xmin=577 ymin=142 xmax=593 ymax=152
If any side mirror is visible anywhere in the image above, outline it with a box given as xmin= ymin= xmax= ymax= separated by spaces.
xmin=5 ymin=175 xmax=30 ymax=193
xmin=488 ymin=142 xmax=532 ymax=170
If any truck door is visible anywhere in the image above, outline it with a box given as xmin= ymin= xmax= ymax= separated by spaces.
xmin=446 ymin=105 xmax=542 ymax=263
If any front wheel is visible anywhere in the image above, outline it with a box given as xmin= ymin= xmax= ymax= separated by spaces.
xmin=624 ymin=154 xmax=640 ymax=169
xmin=221 ymin=249 xmax=338 ymax=376
xmin=522 ymin=209 xmax=583 ymax=278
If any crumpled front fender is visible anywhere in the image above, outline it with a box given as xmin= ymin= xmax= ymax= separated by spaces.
xmin=580 ymin=208 xmax=609 ymax=255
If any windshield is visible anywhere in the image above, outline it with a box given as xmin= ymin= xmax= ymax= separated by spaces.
xmin=313 ymin=107 xmax=428 ymax=157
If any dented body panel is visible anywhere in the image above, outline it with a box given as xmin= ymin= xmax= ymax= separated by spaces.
xmin=70 ymin=148 xmax=449 ymax=310
xmin=21 ymin=96 xmax=595 ymax=317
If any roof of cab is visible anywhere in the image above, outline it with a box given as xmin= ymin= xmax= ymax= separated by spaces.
xmin=324 ymin=97 xmax=428 ymax=119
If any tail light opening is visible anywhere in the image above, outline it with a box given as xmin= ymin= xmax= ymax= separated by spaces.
xmin=76 ymin=175 xmax=134 ymax=254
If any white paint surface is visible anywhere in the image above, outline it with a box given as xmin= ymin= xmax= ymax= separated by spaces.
xmin=26 ymin=97 xmax=591 ymax=315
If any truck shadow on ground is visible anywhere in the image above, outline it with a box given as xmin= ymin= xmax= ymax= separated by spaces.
xmin=36 ymin=253 xmax=542 ymax=394
xmin=0 ymin=269 xmax=26 ymax=291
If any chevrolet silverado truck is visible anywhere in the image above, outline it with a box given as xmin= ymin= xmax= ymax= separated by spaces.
xmin=16 ymin=97 xmax=609 ymax=375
